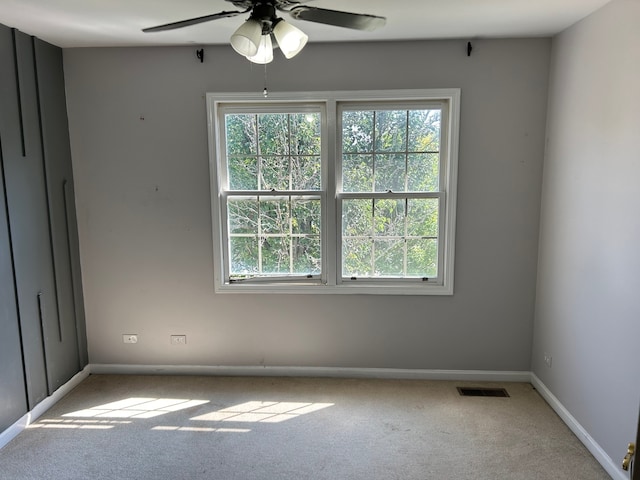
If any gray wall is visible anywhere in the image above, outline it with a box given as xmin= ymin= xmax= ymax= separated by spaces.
xmin=532 ymin=0 xmax=640 ymax=473
xmin=63 ymin=38 xmax=549 ymax=370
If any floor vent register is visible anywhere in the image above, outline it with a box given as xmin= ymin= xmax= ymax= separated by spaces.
xmin=457 ymin=387 xmax=510 ymax=397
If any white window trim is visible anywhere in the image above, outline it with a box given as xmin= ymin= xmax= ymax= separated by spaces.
xmin=206 ymin=89 xmax=460 ymax=295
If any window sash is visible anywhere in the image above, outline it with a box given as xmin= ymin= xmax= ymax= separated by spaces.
xmin=336 ymin=101 xmax=449 ymax=282
xmin=221 ymin=191 xmax=325 ymax=283
xmin=337 ymin=101 xmax=447 ymax=195
xmin=337 ymin=192 xmax=445 ymax=283
xmin=217 ymin=104 xmax=327 ymax=285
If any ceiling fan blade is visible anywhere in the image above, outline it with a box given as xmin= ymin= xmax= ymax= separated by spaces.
xmin=288 ymin=6 xmax=386 ymax=31
xmin=142 ymin=9 xmax=250 ymax=33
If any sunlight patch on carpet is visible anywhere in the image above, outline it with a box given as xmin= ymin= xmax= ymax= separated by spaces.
xmin=191 ymin=401 xmax=334 ymax=424
xmin=61 ymin=397 xmax=210 ymax=419
xmin=28 ymin=418 xmax=133 ymax=430
xmin=151 ymin=426 xmax=251 ymax=433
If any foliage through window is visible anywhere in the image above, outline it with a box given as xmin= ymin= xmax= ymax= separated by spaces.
xmin=224 ymin=110 xmax=323 ymax=279
xmin=340 ymin=106 xmax=442 ymax=279
xmin=208 ymin=90 xmax=459 ymax=294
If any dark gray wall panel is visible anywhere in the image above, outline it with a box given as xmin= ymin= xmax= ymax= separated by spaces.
xmin=1 ymin=24 xmax=87 ymax=428
xmin=2 ymin=29 xmax=58 ymax=409
xmin=0 ymin=24 xmax=29 ymax=433
xmin=34 ymin=38 xmax=86 ymax=388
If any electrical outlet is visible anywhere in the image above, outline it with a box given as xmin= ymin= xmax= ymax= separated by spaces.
xmin=170 ymin=335 xmax=187 ymax=345
xmin=544 ymin=352 xmax=552 ymax=368
xmin=123 ymin=334 xmax=138 ymax=344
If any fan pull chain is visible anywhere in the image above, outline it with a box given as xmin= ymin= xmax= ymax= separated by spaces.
xmin=263 ymin=63 xmax=268 ymax=98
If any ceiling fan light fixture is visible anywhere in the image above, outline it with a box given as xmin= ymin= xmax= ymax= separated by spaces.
xmin=273 ymin=19 xmax=308 ymax=59
xmin=230 ymin=18 xmax=262 ymax=57
xmin=246 ymin=34 xmax=273 ymax=64
xmin=143 ymin=2 xmax=386 ymax=63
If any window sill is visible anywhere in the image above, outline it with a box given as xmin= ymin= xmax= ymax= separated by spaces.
xmin=214 ymin=282 xmax=453 ymax=296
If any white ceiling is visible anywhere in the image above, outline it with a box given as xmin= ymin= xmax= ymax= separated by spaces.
xmin=0 ymin=0 xmax=612 ymax=49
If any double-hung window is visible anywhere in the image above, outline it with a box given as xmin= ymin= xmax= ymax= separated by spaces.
xmin=208 ymin=90 xmax=459 ymax=294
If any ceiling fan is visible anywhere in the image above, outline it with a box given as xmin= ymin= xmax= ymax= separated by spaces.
xmin=143 ymin=0 xmax=386 ymax=64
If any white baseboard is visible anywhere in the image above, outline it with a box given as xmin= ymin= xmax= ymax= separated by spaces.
xmin=530 ymin=373 xmax=625 ymax=480
xmin=89 ymin=363 xmax=532 ymax=382
xmin=0 ymin=366 xmax=90 ymax=451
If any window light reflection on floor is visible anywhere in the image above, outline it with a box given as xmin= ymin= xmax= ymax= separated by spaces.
xmin=28 ymin=419 xmax=127 ymax=430
xmin=151 ymin=426 xmax=252 ymax=433
xmin=151 ymin=401 xmax=333 ymax=434
xmin=36 ymin=398 xmax=333 ymax=434
xmin=190 ymin=401 xmax=334 ymax=424
xmin=62 ymin=397 xmax=210 ymax=419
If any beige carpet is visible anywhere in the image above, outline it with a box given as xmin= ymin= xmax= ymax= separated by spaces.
xmin=0 ymin=375 xmax=610 ymax=479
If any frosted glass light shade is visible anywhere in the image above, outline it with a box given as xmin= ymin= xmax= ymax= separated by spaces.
xmin=273 ymin=20 xmax=308 ymax=59
xmin=230 ymin=19 xmax=262 ymax=57
xmin=246 ymin=34 xmax=273 ymax=64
